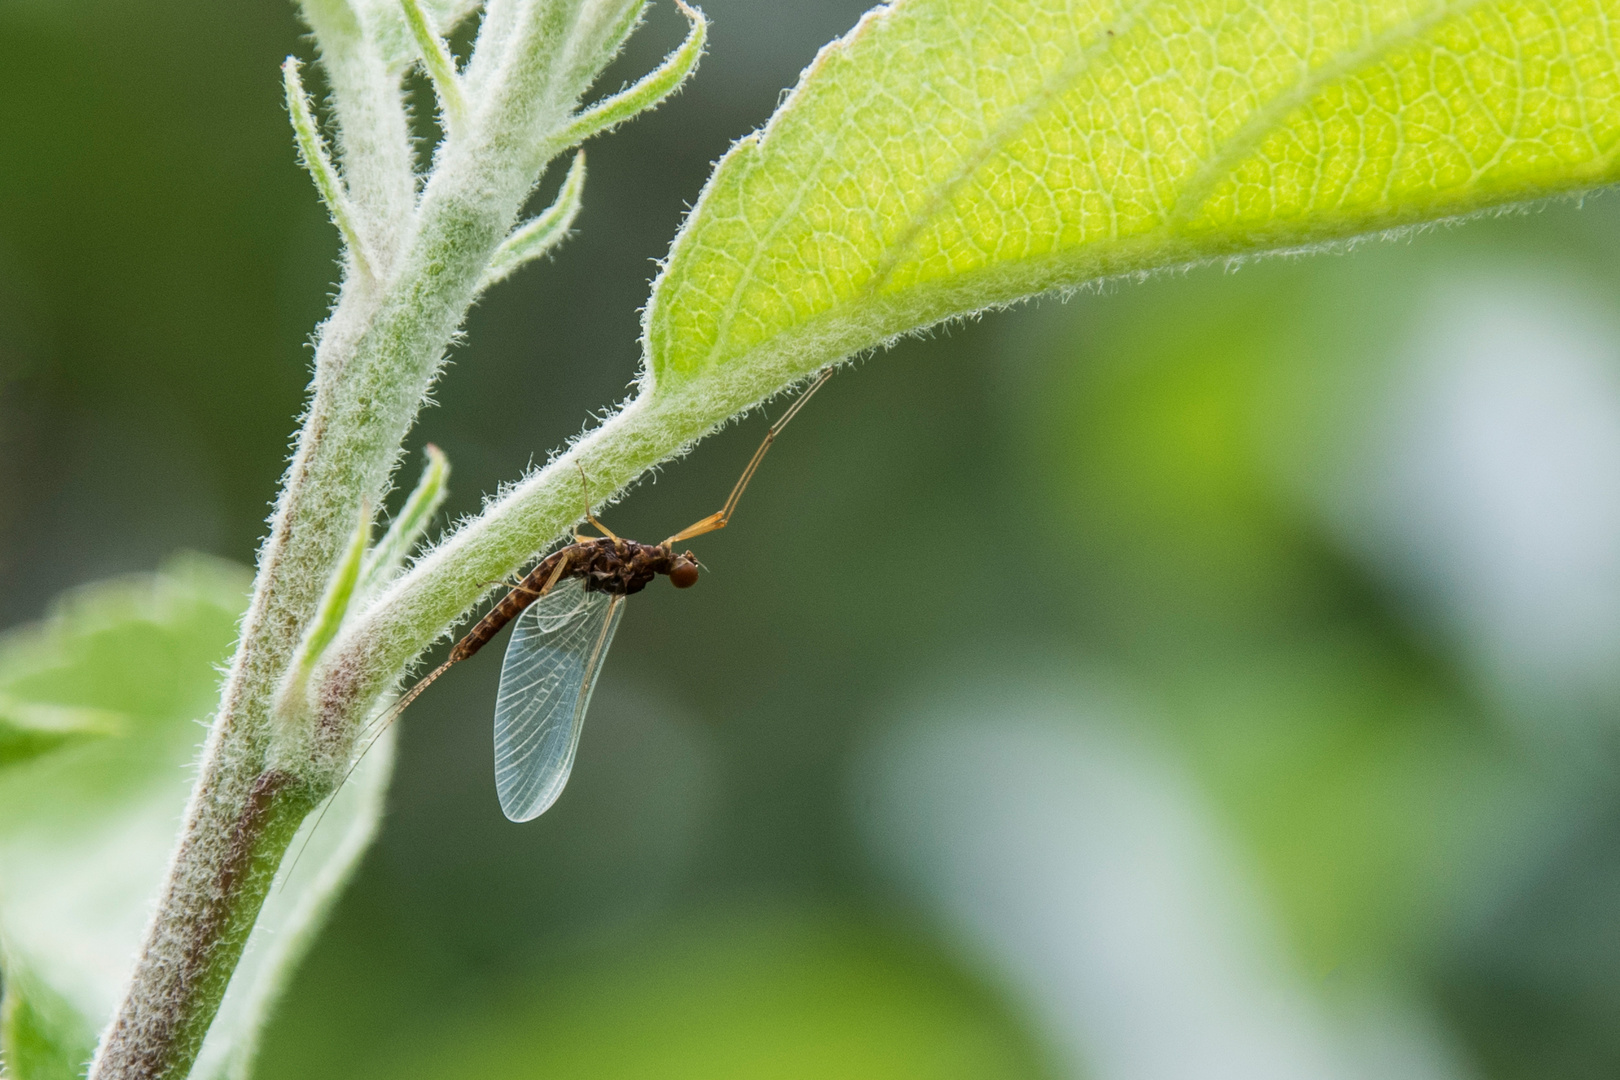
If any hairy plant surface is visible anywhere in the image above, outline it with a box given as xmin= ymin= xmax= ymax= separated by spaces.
xmin=0 ymin=0 xmax=1617 ymax=1077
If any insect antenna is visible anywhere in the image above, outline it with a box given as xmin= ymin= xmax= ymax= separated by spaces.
xmin=281 ymin=705 xmax=401 ymax=886
xmin=283 ymin=654 xmax=457 ymax=882
xmin=357 ymin=655 xmax=454 ymax=741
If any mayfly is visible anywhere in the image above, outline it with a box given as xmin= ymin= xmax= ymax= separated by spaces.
xmin=385 ymin=369 xmax=834 ymax=822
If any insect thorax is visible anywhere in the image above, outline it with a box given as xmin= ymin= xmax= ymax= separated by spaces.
xmin=571 ymin=537 xmax=678 ymax=595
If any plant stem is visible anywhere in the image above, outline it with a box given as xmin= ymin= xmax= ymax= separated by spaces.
xmin=88 ymin=103 xmax=519 ymax=1080
xmin=312 ymin=347 xmax=826 ymax=735
xmin=89 ymin=773 xmax=317 ymax=1080
xmin=86 ymin=4 xmax=704 ymax=1072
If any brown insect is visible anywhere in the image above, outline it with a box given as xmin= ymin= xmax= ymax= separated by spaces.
xmin=382 ymin=368 xmax=833 ymax=820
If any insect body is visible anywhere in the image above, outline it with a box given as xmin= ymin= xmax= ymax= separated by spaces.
xmin=457 ymin=536 xmax=699 ymax=821
xmin=389 ymin=369 xmax=832 ymax=821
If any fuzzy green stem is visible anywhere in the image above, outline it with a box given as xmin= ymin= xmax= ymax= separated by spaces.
xmin=85 ymin=230 xmax=469 ymax=1079
xmin=312 ymin=347 xmax=831 ymax=739
xmin=89 ymin=773 xmax=319 ymax=1080
xmin=89 ymin=50 xmax=592 ymax=1080
xmin=88 ymin=5 xmax=697 ymax=1077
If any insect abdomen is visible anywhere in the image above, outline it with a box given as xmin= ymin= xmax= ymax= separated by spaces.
xmin=449 ymin=549 xmax=572 ymax=662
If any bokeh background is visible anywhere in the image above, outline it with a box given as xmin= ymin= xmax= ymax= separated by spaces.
xmin=5 ymin=0 xmax=1620 ymax=1077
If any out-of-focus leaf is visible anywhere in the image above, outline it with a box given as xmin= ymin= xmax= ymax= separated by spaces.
xmin=1019 ymin=249 xmax=1599 ymax=980
xmin=0 ymin=696 xmax=120 ymax=768
xmin=356 ymin=908 xmax=1054 ymax=1080
xmin=0 ymin=556 xmax=394 ymax=1080
xmin=0 ymin=556 xmax=248 ymax=1079
xmin=0 ymin=967 xmax=97 ymax=1080
xmin=646 ymin=0 xmax=1620 ymax=402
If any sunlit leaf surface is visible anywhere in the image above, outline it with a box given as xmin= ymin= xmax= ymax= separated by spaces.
xmin=648 ymin=0 xmax=1620 ymax=388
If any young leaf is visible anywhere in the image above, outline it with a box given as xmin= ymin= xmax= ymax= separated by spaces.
xmin=644 ymin=0 xmax=1620 ymax=398
xmin=553 ymin=0 xmax=707 ymax=151
xmin=286 ymin=500 xmax=374 ymax=692
xmin=283 ymin=57 xmax=372 ymax=278
xmin=273 ymin=501 xmax=374 ymax=757
xmin=479 ymin=152 xmax=587 ymax=291
xmin=359 ymin=444 xmax=451 ymax=596
xmin=0 ymin=558 xmax=393 ymax=1080
xmin=399 ymin=0 xmax=468 ymax=137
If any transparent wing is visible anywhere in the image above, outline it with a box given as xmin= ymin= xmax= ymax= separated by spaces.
xmin=493 ymin=577 xmax=625 ymax=822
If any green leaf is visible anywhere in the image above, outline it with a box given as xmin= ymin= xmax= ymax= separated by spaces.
xmin=359 ymin=444 xmax=451 ymax=597
xmin=0 ymin=557 xmax=393 ymax=1080
xmin=478 ymin=153 xmax=588 ymax=292
xmin=645 ymin=0 xmax=1620 ymax=393
xmin=0 ymin=696 xmax=120 ymax=768
xmin=0 ymin=966 xmax=97 ymax=1080
xmin=0 ymin=557 xmax=248 ymax=1079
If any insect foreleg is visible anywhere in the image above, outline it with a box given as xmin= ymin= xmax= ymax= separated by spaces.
xmin=663 ymin=368 xmax=834 ymax=545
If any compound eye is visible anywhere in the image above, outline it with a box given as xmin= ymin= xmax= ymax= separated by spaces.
xmin=669 ymin=557 xmax=699 ymax=589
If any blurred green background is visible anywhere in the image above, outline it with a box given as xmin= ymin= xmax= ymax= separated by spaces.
xmin=6 ymin=1 xmax=1620 ymax=1077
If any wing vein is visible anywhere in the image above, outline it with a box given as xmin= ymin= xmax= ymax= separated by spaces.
xmin=491 ymin=579 xmax=626 ymax=821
